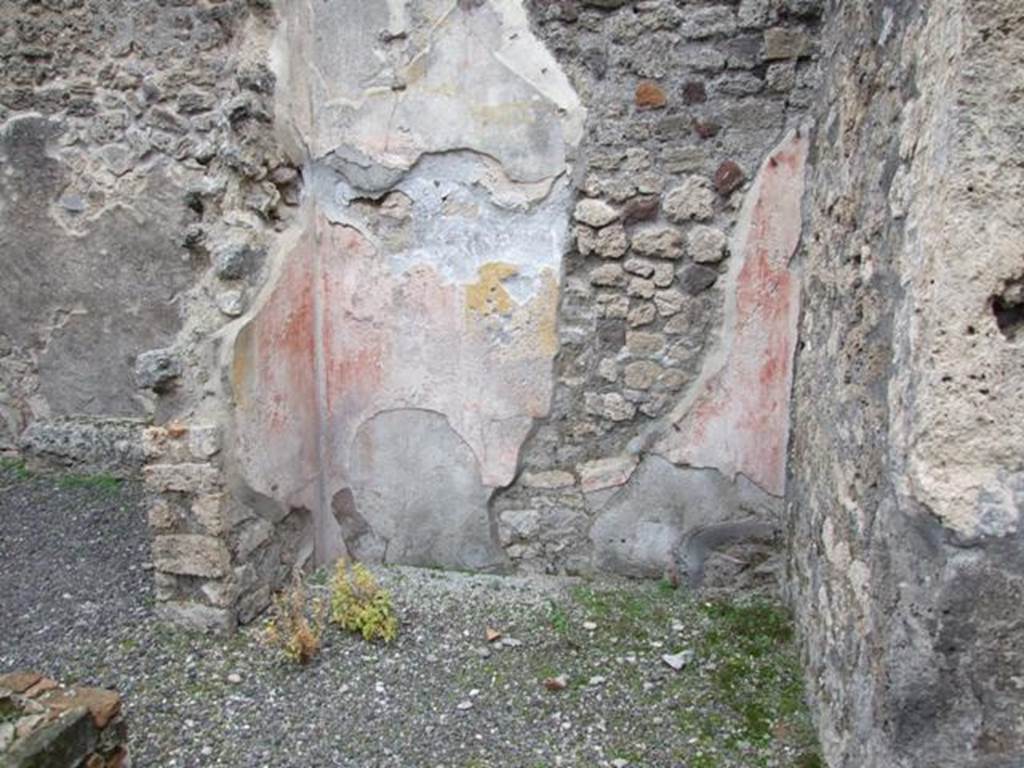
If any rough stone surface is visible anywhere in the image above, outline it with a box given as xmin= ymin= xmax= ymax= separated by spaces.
xmin=789 ymin=2 xmax=1024 ymax=766
xmin=577 ymin=455 xmax=637 ymax=494
xmin=679 ymin=264 xmax=720 ymax=295
xmin=134 ymin=349 xmax=182 ymax=392
xmin=152 ymin=534 xmax=231 ymax=579
xmin=663 ymin=176 xmax=716 ymax=222
xmin=4 ymin=707 xmax=98 ymax=768
xmin=713 ymin=160 xmax=746 ymax=196
xmin=687 ymin=225 xmax=728 ymax=264
xmin=577 ymin=222 xmax=629 ymax=259
xmin=629 ymin=225 xmax=684 ymax=260
xmin=573 ymin=198 xmax=619 ymax=228
xmin=634 ymin=80 xmax=667 ymax=109
xmin=764 ymin=27 xmax=811 ymax=60
xmin=0 ymin=0 xmax=282 ymax=460
xmin=17 ymin=419 xmax=144 ymax=474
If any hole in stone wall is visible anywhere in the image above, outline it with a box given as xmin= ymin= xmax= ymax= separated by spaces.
xmin=991 ymin=276 xmax=1024 ymax=340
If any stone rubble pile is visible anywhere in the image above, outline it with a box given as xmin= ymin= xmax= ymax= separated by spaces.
xmin=0 ymin=672 xmax=126 ymax=768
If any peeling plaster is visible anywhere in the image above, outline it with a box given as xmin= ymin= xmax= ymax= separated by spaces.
xmin=231 ymin=0 xmax=583 ymax=567
xmin=643 ymin=128 xmax=810 ymax=498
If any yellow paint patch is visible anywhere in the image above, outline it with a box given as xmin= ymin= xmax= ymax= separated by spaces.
xmin=535 ymin=269 xmax=560 ymax=357
xmin=466 ymin=262 xmax=519 ymax=317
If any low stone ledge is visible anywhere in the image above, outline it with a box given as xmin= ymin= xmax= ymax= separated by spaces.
xmin=0 ymin=671 xmax=127 ymax=768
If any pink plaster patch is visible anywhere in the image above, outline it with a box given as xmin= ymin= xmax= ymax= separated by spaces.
xmin=313 ymin=219 xmax=554 ymax=489
xmin=230 ymin=231 xmax=320 ymax=510
xmin=658 ymin=131 xmax=808 ymax=496
xmin=230 ymin=210 xmax=562 ymax=562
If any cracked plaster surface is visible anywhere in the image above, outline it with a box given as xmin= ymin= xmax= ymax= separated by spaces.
xmin=228 ymin=0 xmax=584 ymax=567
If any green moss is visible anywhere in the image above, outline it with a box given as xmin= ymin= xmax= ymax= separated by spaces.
xmin=56 ymin=472 xmax=123 ymax=492
xmin=546 ymin=598 xmax=571 ymax=638
xmin=0 ymin=457 xmax=31 ymax=479
xmin=570 ymin=583 xmax=676 ymax=643
xmin=796 ymin=752 xmax=825 ymax=768
xmin=683 ymin=597 xmax=817 ymax=753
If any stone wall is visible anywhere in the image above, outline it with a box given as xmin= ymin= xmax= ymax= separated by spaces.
xmin=0 ymin=0 xmax=290 ymax=471
xmin=492 ymin=0 xmax=823 ymax=577
xmin=789 ymin=1 xmax=1024 ymax=765
xmin=0 ymin=0 xmax=311 ymax=629
xmin=216 ymin=0 xmax=825 ymax=589
xmin=1 ymin=0 xmax=828 ymax=628
xmin=143 ymin=421 xmax=309 ymax=632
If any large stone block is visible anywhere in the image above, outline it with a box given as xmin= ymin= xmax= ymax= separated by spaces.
xmin=4 ymin=707 xmax=97 ymax=768
xmin=41 ymin=688 xmax=120 ymax=730
xmin=763 ymin=27 xmax=810 ymax=60
xmin=191 ymin=494 xmax=227 ymax=536
xmin=143 ymin=463 xmax=221 ymax=494
xmin=18 ymin=419 xmax=144 ymax=472
xmin=152 ymin=534 xmax=231 ymax=578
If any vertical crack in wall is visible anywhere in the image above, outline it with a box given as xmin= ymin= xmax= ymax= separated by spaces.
xmin=309 ymin=213 xmax=335 ymax=565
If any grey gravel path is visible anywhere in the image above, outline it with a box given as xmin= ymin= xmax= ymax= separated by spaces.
xmin=0 ymin=464 xmax=821 ymax=768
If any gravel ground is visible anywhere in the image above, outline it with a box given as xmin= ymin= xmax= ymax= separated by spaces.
xmin=0 ymin=463 xmax=822 ymax=768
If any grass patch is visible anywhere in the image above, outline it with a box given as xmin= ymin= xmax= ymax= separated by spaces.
xmin=570 ymin=582 xmax=676 ymax=643
xmin=668 ymin=596 xmax=819 ymax=765
xmin=307 ymin=567 xmax=331 ymax=587
xmin=546 ymin=598 xmax=571 ymax=639
xmin=56 ymin=472 xmax=123 ymax=492
xmin=0 ymin=457 xmax=31 ymax=480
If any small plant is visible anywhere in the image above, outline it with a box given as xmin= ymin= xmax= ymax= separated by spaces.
xmin=265 ymin=575 xmax=326 ymax=664
xmin=329 ymin=559 xmax=398 ymax=643
xmin=547 ymin=599 xmax=570 ymax=636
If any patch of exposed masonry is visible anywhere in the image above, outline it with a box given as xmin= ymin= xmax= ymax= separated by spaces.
xmin=216 ymin=0 xmax=824 ymax=594
xmin=487 ymin=0 xmax=822 ymax=580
